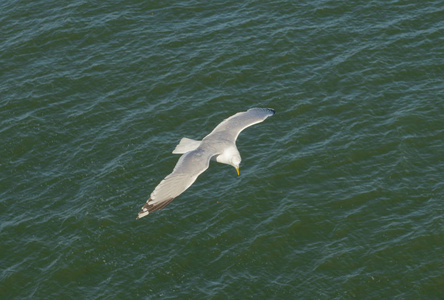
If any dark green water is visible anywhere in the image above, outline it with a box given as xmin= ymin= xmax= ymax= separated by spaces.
xmin=1 ymin=0 xmax=444 ymax=298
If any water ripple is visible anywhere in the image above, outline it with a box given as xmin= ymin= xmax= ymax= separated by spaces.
xmin=1 ymin=0 xmax=444 ymax=298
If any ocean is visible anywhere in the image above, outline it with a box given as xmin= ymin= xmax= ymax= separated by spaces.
xmin=1 ymin=0 xmax=444 ymax=298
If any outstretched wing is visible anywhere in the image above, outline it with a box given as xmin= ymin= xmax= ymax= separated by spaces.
xmin=204 ymin=108 xmax=275 ymax=143
xmin=137 ymin=148 xmax=212 ymax=219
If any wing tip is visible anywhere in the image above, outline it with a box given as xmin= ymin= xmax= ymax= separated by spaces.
xmin=136 ymin=211 xmax=149 ymax=219
xmin=248 ymin=107 xmax=275 ymax=116
xmin=136 ymin=199 xmax=152 ymax=220
xmin=136 ymin=197 xmax=176 ymax=220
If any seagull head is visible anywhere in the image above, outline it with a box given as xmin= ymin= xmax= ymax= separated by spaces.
xmin=231 ymin=154 xmax=241 ymax=176
xmin=215 ymin=146 xmax=242 ymax=175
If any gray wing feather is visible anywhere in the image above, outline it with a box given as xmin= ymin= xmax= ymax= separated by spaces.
xmin=149 ymin=149 xmax=212 ymax=206
xmin=204 ymin=108 xmax=275 ymax=143
xmin=137 ymin=149 xmax=212 ymax=218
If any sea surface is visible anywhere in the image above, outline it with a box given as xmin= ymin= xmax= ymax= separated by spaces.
xmin=1 ymin=0 xmax=444 ymax=298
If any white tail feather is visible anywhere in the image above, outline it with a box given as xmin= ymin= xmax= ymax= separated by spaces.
xmin=172 ymin=137 xmax=201 ymax=154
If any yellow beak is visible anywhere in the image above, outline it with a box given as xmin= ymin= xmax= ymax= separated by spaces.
xmin=236 ymin=167 xmax=239 ymax=176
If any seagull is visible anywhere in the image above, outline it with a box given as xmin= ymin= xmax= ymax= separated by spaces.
xmin=136 ymin=108 xmax=275 ymax=219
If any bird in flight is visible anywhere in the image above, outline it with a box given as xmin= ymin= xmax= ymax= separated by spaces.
xmin=136 ymin=108 xmax=275 ymax=219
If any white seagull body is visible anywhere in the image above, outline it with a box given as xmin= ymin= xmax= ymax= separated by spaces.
xmin=136 ymin=108 xmax=275 ymax=219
